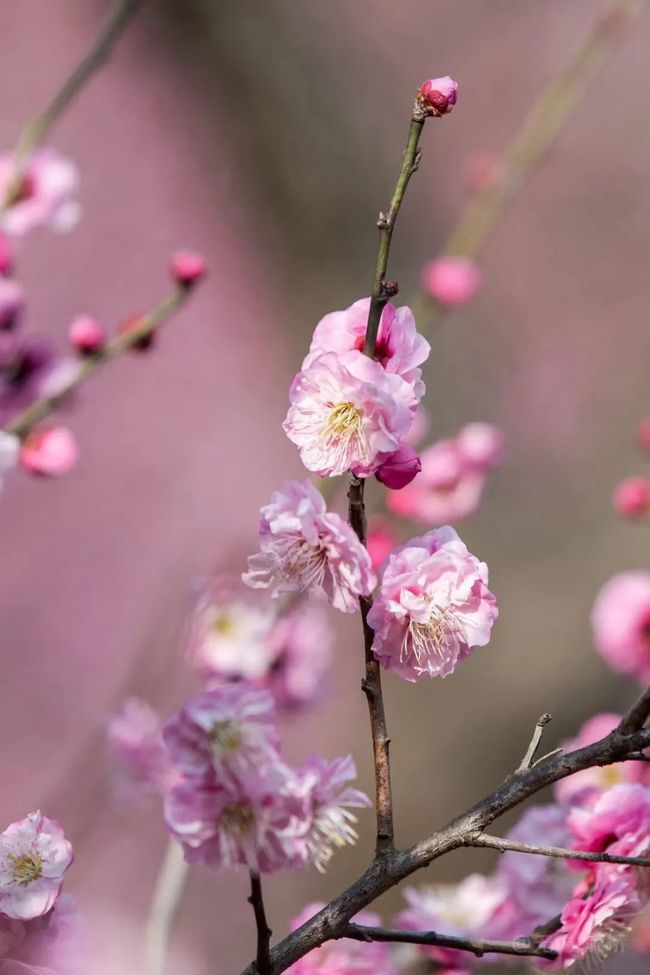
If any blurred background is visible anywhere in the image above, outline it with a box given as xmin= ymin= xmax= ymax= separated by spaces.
xmin=0 ymin=0 xmax=648 ymax=972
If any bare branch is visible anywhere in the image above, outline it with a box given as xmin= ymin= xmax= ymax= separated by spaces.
xmin=618 ymin=687 xmax=650 ymax=735
xmin=145 ymin=840 xmax=188 ymax=975
xmin=468 ymin=832 xmax=650 ymax=868
xmin=248 ymin=872 xmax=272 ymax=975
xmin=517 ymin=712 xmax=552 ymax=771
xmin=340 ymin=923 xmax=557 ymax=962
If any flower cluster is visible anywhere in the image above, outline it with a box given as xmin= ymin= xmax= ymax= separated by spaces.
xmin=162 ymin=682 xmax=369 ymax=873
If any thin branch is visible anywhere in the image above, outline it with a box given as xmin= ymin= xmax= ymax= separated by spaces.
xmin=340 ymin=923 xmax=557 ymax=962
xmin=3 ymin=0 xmax=144 ymax=210
xmin=248 ymin=872 xmax=272 ymax=975
xmin=468 ymin=832 xmax=650 ymax=868
xmin=618 ymin=687 xmax=650 ymax=735
xmin=517 ymin=712 xmax=552 ymax=772
xmin=145 ymin=840 xmax=189 ymax=975
xmin=3 ymin=285 xmax=191 ymax=440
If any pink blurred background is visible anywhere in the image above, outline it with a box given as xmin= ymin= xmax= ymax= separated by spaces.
xmin=0 ymin=1 xmax=648 ymax=972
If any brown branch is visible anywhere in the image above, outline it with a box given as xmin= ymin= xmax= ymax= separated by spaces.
xmin=340 ymin=923 xmax=557 ymax=962
xmin=618 ymin=687 xmax=650 ymax=734
xmin=468 ymin=832 xmax=650 ymax=868
xmin=517 ymin=712 xmax=552 ymax=771
xmin=248 ymin=872 xmax=272 ymax=975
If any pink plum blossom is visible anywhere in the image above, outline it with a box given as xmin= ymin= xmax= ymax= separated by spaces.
xmin=613 ymin=477 xmax=650 ymax=518
xmin=263 ymin=600 xmax=332 ymax=710
xmin=0 ymin=894 xmax=82 ymax=974
xmin=555 ymin=714 xmax=650 ymax=807
xmin=366 ymin=517 xmax=398 ymax=574
xmin=68 ymin=316 xmax=105 ymax=357
xmin=0 ymin=234 xmax=12 ymax=276
xmin=568 ymin=783 xmax=650 ymax=860
xmin=368 ymin=526 xmax=497 ymax=681
xmin=163 ymin=684 xmax=281 ymax=786
xmin=591 ymin=572 xmax=650 ymax=683
xmin=304 ymin=298 xmax=430 ymax=398
xmin=0 ymin=279 xmax=23 ymax=332
xmin=296 ymin=755 xmax=370 ymax=872
xmin=0 ymin=150 xmax=80 ymax=238
xmin=375 ymin=444 xmax=421 ymax=490
xmin=403 ymin=405 xmax=430 ymax=447
xmin=286 ymin=903 xmax=394 ymax=975
xmin=185 ymin=576 xmax=277 ymax=682
xmin=416 ymin=76 xmax=459 ymax=117
xmin=283 ymin=351 xmax=416 ymax=477
xmin=170 ymin=249 xmax=207 ymax=287
xmin=456 ymin=422 xmax=504 ymax=471
xmin=421 ymin=257 xmax=481 ymax=307
xmin=106 ymin=698 xmax=174 ymax=806
xmin=242 ymin=480 xmax=375 ymax=612
xmin=0 ymin=813 xmax=73 ymax=921
xmin=19 ymin=427 xmax=78 ymax=477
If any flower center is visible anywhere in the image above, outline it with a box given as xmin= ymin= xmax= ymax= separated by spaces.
xmin=209 ymin=720 xmax=243 ymax=755
xmin=403 ymin=605 xmax=458 ymax=664
xmin=278 ymin=538 xmax=327 ymax=591
xmin=7 ymin=851 xmax=43 ymax=886
xmin=221 ymin=802 xmax=256 ymax=834
xmin=321 ymin=402 xmax=367 ymax=471
xmin=211 ymin=613 xmax=236 ymax=638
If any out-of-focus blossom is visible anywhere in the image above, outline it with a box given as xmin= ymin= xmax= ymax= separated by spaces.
xmin=283 ymin=351 xmax=416 ymax=478
xmin=613 ymin=477 xmax=650 ymax=518
xmin=638 ymin=417 xmax=650 ymax=454
xmin=416 ymin=76 xmax=458 ymax=117
xmin=397 ymin=875 xmax=505 ymax=972
xmin=539 ymin=876 xmax=639 ymax=969
xmin=0 ymin=894 xmax=82 ymax=974
xmin=0 ymin=279 xmax=23 ymax=331
xmin=0 ymin=234 xmax=12 ymax=276
xmin=462 ymin=152 xmax=503 ymax=193
xmin=568 ymin=783 xmax=650 ymax=860
xmin=170 ymin=249 xmax=207 ymax=288
xmin=403 ymin=405 xmax=429 ymax=447
xmin=264 ymin=600 xmax=332 ymax=710
xmin=286 ymin=903 xmax=394 ymax=975
xmin=106 ymin=698 xmax=174 ymax=806
xmin=591 ymin=572 xmax=650 ymax=683
xmin=421 ymin=257 xmax=481 ymax=307
xmin=243 ymin=480 xmax=375 ymax=612
xmin=0 ymin=431 xmax=19 ymax=491
xmin=368 ymin=526 xmax=497 ymax=681
xmin=68 ymin=316 xmax=105 ymax=357
xmin=555 ymin=714 xmax=650 ymax=807
xmin=296 ymin=755 xmax=370 ymax=872
xmin=366 ymin=516 xmax=398 ymax=574
xmin=20 ymin=426 xmax=78 ymax=477
xmin=304 ymin=298 xmax=430 ymax=399
xmin=0 ymin=812 xmax=73 ymax=920
xmin=185 ymin=576 xmax=277 ymax=682
xmin=375 ymin=444 xmax=421 ymax=490
xmin=456 ymin=422 xmax=504 ymax=471
xmin=163 ymin=684 xmax=281 ymax=787
xmin=0 ymin=149 xmax=80 ymax=238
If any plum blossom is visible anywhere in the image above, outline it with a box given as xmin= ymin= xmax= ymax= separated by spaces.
xmin=304 ymin=298 xmax=430 ymax=398
xmin=0 ymin=149 xmax=80 ymax=238
xmin=106 ymin=698 xmax=174 ymax=806
xmin=591 ymin=572 xmax=650 ymax=683
xmin=243 ymin=480 xmax=375 ymax=612
xmin=455 ymin=423 xmax=504 ymax=471
xmin=68 ymin=316 xmax=105 ymax=357
xmin=421 ymin=257 xmax=481 ymax=307
xmin=0 ymin=234 xmax=12 ymax=276
xmin=263 ymin=600 xmax=332 ymax=710
xmin=296 ymin=755 xmax=370 ymax=872
xmin=0 ymin=812 xmax=73 ymax=921
xmin=20 ymin=427 xmax=78 ymax=477
xmin=613 ymin=477 xmax=650 ymax=518
xmin=170 ymin=249 xmax=207 ymax=287
xmin=555 ymin=714 xmax=650 ymax=807
xmin=283 ymin=351 xmax=416 ymax=478
xmin=568 ymin=783 xmax=650 ymax=861
xmin=366 ymin=517 xmax=398 ymax=574
xmin=368 ymin=526 xmax=497 ymax=681
xmin=286 ymin=903 xmax=394 ymax=975
xmin=375 ymin=444 xmax=421 ymax=490
xmin=416 ymin=76 xmax=458 ymax=117
xmin=163 ymin=684 xmax=281 ymax=786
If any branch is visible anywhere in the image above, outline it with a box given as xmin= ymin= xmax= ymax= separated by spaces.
xmin=468 ymin=832 xmax=650 ymax=868
xmin=145 ymin=840 xmax=188 ymax=975
xmin=340 ymin=923 xmax=557 ymax=962
xmin=3 ymin=0 xmax=144 ymax=209
xmin=618 ymin=687 xmax=650 ymax=735
xmin=248 ymin=872 xmax=272 ymax=975
xmin=517 ymin=712 xmax=552 ymax=771
xmin=3 ymin=285 xmax=191 ymax=440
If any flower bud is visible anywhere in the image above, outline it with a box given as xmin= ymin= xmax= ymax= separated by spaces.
xmin=416 ymin=76 xmax=458 ymax=117
xmin=613 ymin=477 xmax=650 ymax=518
xmin=20 ymin=426 xmax=78 ymax=477
xmin=118 ymin=313 xmax=154 ymax=351
xmin=0 ymin=278 xmax=24 ymax=331
xmin=366 ymin=516 xmax=398 ymax=573
xmin=421 ymin=256 xmax=481 ymax=307
xmin=68 ymin=315 xmax=106 ymax=356
xmin=170 ymin=250 xmax=207 ymax=287
xmin=375 ymin=445 xmax=421 ymax=490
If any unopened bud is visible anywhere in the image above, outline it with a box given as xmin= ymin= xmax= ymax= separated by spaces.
xmin=416 ymin=76 xmax=458 ymax=118
xmin=20 ymin=426 xmax=78 ymax=477
xmin=421 ymin=256 xmax=481 ymax=307
xmin=68 ymin=315 xmax=106 ymax=356
xmin=375 ymin=445 xmax=421 ymax=490
xmin=170 ymin=249 xmax=207 ymax=288
xmin=613 ymin=477 xmax=650 ymax=519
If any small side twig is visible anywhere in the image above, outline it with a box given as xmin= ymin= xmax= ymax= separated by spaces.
xmin=340 ymin=923 xmax=557 ymax=962
xmin=468 ymin=832 xmax=650 ymax=868
xmin=517 ymin=712 xmax=552 ymax=772
xmin=145 ymin=840 xmax=189 ymax=975
xmin=248 ymin=872 xmax=272 ymax=975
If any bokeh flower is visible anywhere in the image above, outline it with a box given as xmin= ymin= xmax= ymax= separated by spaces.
xmin=421 ymin=257 xmax=481 ymax=307
xmin=591 ymin=572 xmax=650 ymax=683
xmin=106 ymin=698 xmax=174 ymax=806
xmin=0 ymin=149 xmax=80 ymax=237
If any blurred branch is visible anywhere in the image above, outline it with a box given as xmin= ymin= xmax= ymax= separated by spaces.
xmin=3 ymin=0 xmax=144 ymax=209
xmin=468 ymin=831 xmax=650 ymax=868
xmin=248 ymin=872 xmax=273 ymax=975
xmin=4 ymin=284 xmax=191 ymax=440
xmin=340 ymin=922 xmax=557 ymax=961
xmin=145 ymin=840 xmax=189 ymax=975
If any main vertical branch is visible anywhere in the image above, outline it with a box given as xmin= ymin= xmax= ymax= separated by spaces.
xmin=349 ymin=112 xmax=426 ymax=856
xmin=248 ymin=872 xmax=272 ymax=975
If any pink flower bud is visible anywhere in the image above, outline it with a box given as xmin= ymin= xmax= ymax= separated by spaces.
xmin=456 ymin=422 xmax=505 ymax=471
xmin=366 ymin=516 xmax=398 ymax=573
xmin=375 ymin=444 xmax=421 ymax=490
xmin=613 ymin=477 xmax=650 ymax=518
xmin=20 ymin=426 xmax=78 ymax=477
xmin=0 ymin=278 xmax=24 ymax=331
xmin=0 ymin=234 xmax=13 ymax=275
xmin=638 ymin=417 xmax=650 ymax=454
xmin=421 ymin=256 xmax=481 ymax=307
xmin=170 ymin=249 xmax=207 ymax=287
xmin=416 ymin=76 xmax=458 ymax=117
xmin=68 ymin=315 xmax=106 ymax=356
xmin=118 ymin=312 xmax=154 ymax=351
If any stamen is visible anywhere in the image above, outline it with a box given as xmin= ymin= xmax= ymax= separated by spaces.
xmin=321 ymin=402 xmax=367 ymax=471
xmin=402 ymin=605 xmax=458 ymax=664
xmin=209 ymin=720 xmax=243 ymax=755
xmin=7 ymin=851 xmax=43 ymax=886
